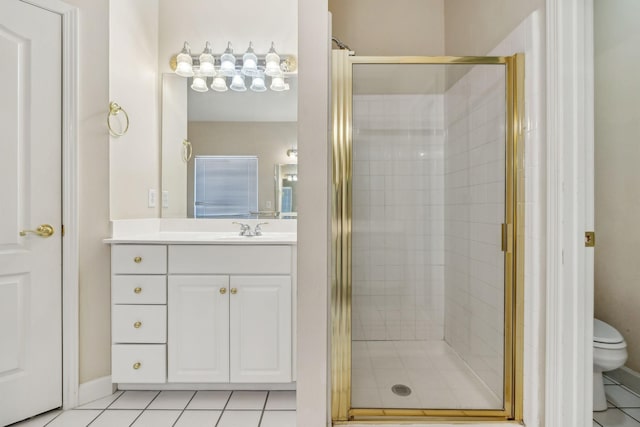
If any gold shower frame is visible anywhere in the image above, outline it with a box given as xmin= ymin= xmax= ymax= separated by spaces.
xmin=331 ymin=51 xmax=525 ymax=423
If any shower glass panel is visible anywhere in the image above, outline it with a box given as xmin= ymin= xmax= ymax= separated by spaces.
xmin=331 ymin=52 xmax=523 ymax=422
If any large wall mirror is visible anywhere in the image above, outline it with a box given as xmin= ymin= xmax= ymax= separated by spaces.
xmin=161 ymin=73 xmax=298 ymax=219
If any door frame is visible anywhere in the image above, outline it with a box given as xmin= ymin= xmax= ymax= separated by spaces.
xmin=19 ymin=0 xmax=80 ymax=410
xmin=545 ymin=0 xmax=595 ymax=425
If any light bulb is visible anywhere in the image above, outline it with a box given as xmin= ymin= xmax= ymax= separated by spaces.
xmin=219 ymin=42 xmax=236 ymax=77
xmin=241 ymin=42 xmax=259 ymax=77
xmin=198 ymin=41 xmax=216 ymax=77
xmin=175 ymin=42 xmax=194 ymax=77
xmin=265 ymin=42 xmax=281 ymax=77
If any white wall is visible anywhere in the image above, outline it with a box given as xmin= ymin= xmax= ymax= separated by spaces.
xmin=328 ymin=0 xmax=445 ymax=56
xmin=444 ymin=64 xmax=506 ymax=398
xmin=352 ymin=94 xmax=445 ymax=341
xmin=158 ymin=0 xmax=297 ymax=75
xmin=60 ymin=0 xmax=112 ymax=384
xmin=109 ymin=0 xmax=160 ymax=219
xmin=594 ymin=0 xmax=640 ymax=373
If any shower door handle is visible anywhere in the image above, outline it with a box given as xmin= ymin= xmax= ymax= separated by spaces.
xmin=501 ymin=223 xmax=513 ymax=253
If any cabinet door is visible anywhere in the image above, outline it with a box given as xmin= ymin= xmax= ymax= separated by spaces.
xmin=230 ymin=276 xmax=292 ymax=383
xmin=168 ymin=275 xmax=229 ymax=382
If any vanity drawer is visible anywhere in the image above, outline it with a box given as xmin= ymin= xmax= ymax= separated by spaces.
xmin=169 ymin=245 xmax=291 ymax=274
xmin=112 ymin=344 xmax=166 ymax=383
xmin=112 ymin=275 xmax=166 ymax=304
xmin=112 ymin=305 xmax=167 ymax=343
xmin=112 ymin=245 xmax=167 ymax=275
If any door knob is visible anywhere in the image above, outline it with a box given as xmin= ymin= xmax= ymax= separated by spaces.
xmin=230 ymin=288 xmax=238 ymax=295
xmin=220 ymin=288 xmax=227 ymax=294
xmin=20 ymin=224 xmax=55 ymax=238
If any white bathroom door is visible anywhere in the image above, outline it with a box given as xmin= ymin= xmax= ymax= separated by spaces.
xmin=0 ymin=1 xmax=63 ymax=425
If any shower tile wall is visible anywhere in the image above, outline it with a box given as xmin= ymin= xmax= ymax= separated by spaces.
xmin=444 ymin=65 xmax=506 ymax=398
xmin=352 ymin=94 xmax=445 ymax=341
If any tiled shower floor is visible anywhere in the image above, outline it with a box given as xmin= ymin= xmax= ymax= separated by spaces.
xmin=351 ymin=340 xmax=501 ymax=409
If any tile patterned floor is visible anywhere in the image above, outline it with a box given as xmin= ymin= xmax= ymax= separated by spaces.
xmin=594 ymin=375 xmax=640 ymax=427
xmin=10 ymin=390 xmax=296 ymax=427
xmin=351 ymin=340 xmax=501 ymax=409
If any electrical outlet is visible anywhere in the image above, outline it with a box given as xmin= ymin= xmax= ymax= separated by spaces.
xmin=148 ymin=189 xmax=157 ymax=208
xmin=162 ymin=191 xmax=169 ymax=208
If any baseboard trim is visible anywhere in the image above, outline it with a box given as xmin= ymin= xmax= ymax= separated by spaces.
xmin=77 ymin=376 xmax=115 ymax=407
xmin=609 ymin=366 xmax=640 ymax=395
xmin=118 ymin=382 xmax=296 ymax=391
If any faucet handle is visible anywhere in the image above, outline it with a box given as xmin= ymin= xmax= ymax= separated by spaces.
xmin=232 ymin=222 xmax=251 ymax=235
xmin=254 ymin=222 xmax=269 ymax=236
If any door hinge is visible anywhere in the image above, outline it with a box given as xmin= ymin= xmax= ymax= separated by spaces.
xmin=585 ymin=231 xmax=595 ymax=247
xmin=61 ymin=224 xmax=65 ymax=237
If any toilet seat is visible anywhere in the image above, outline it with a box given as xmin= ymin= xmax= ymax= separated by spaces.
xmin=594 ymin=319 xmax=626 ymax=349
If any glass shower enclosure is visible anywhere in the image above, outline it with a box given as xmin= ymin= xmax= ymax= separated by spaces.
xmin=331 ymin=51 xmax=524 ymax=423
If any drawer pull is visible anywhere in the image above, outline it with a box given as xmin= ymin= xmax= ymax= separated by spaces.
xmin=134 ymin=287 xmax=142 ymax=294
xmin=230 ymin=288 xmax=238 ymax=295
xmin=133 ymin=321 xmax=142 ymax=329
xmin=133 ymin=362 xmax=141 ymax=370
xmin=220 ymin=287 xmax=227 ymax=294
xmin=133 ymin=256 xmax=143 ymax=263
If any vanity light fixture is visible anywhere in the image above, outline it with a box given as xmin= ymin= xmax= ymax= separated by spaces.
xmin=171 ymin=41 xmax=295 ymax=93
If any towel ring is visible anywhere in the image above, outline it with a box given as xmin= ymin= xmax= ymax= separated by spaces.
xmin=182 ymin=139 xmax=193 ymax=162
xmin=107 ymin=101 xmax=130 ymax=137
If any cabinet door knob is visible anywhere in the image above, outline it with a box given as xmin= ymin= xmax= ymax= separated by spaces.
xmin=133 ymin=256 xmax=142 ymax=263
xmin=133 ymin=321 xmax=142 ymax=329
xmin=134 ymin=287 xmax=142 ymax=294
xmin=133 ymin=362 xmax=141 ymax=370
xmin=220 ymin=287 xmax=227 ymax=294
xmin=230 ymin=288 xmax=238 ymax=295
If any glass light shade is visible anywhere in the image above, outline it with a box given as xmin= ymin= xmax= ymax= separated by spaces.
xmin=265 ymin=42 xmax=281 ymax=77
xmin=198 ymin=41 xmax=216 ymax=77
xmin=249 ymin=72 xmax=267 ymax=92
xmin=190 ymin=73 xmax=208 ymax=92
xmin=219 ymin=42 xmax=236 ymax=77
xmin=241 ymin=42 xmax=259 ymax=77
xmin=211 ymin=76 xmax=228 ymax=92
xmin=270 ymin=76 xmax=289 ymax=92
xmin=229 ymin=73 xmax=247 ymax=92
xmin=175 ymin=42 xmax=194 ymax=77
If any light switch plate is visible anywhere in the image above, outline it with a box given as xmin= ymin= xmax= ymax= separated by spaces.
xmin=148 ymin=189 xmax=157 ymax=208
xmin=162 ymin=191 xmax=169 ymax=208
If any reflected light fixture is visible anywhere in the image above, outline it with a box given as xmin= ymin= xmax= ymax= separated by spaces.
xmin=211 ymin=76 xmax=228 ymax=92
xmin=270 ymin=75 xmax=289 ymax=92
xmin=191 ymin=70 xmax=208 ymax=92
xmin=265 ymin=42 xmax=281 ymax=77
xmin=241 ymin=42 xmax=259 ymax=77
xmin=229 ymin=72 xmax=247 ymax=92
xmin=286 ymin=148 xmax=298 ymax=159
xmin=250 ymin=71 xmax=267 ymax=92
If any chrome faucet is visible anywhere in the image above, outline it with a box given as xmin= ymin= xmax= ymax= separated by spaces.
xmin=232 ymin=222 xmax=252 ymax=236
xmin=254 ymin=222 xmax=268 ymax=236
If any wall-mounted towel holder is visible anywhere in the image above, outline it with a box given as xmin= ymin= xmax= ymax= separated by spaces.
xmin=107 ymin=101 xmax=130 ymax=137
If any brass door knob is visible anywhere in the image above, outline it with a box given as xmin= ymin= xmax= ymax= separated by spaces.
xmin=134 ymin=287 xmax=142 ymax=294
xmin=230 ymin=288 xmax=238 ymax=295
xmin=133 ymin=321 xmax=142 ymax=328
xmin=133 ymin=362 xmax=141 ymax=370
xmin=133 ymin=256 xmax=142 ymax=263
xmin=220 ymin=288 xmax=227 ymax=294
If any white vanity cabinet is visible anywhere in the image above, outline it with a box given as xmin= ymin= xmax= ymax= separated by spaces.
xmin=168 ymin=275 xmax=291 ymax=383
xmin=109 ymin=241 xmax=295 ymax=387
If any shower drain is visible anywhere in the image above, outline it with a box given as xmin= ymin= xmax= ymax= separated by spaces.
xmin=391 ymin=384 xmax=412 ymax=397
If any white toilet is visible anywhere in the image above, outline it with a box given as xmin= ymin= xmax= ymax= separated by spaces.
xmin=593 ymin=318 xmax=628 ymax=411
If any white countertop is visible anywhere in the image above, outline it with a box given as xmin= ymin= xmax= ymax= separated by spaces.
xmin=105 ymin=218 xmax=297 ymax=245
xmin=104 ymin=231 xmax=297 ymax=245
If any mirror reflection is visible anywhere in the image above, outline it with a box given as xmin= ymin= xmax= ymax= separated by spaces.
xmin=161 ymin=73 xmax=298 ymax=218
